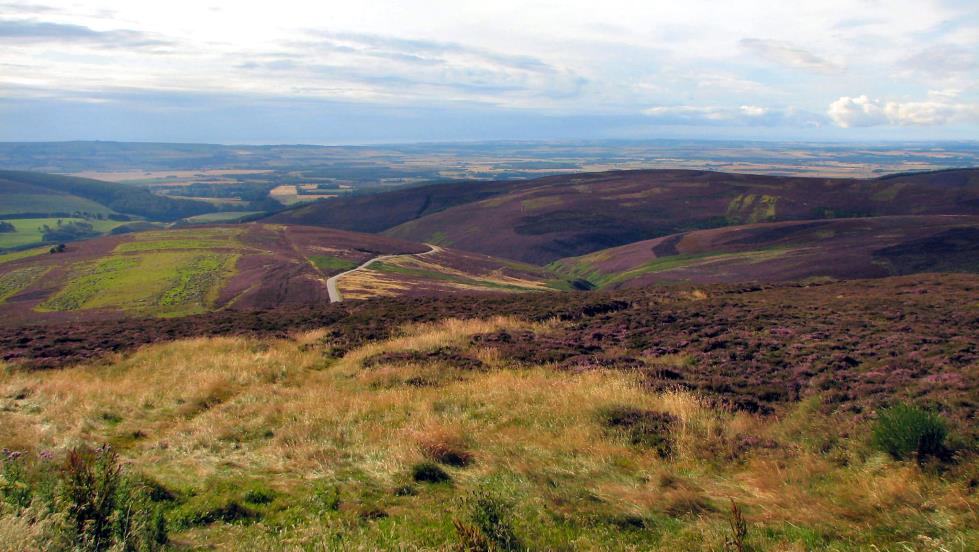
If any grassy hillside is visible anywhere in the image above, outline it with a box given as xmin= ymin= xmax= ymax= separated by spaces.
xmin=0 ymin=170 xmax=216 ymax=221
xmin=0 ymin=217 xmax=128 ymax=249
xmin=0 ymin=185 xmax=114 ymax=217
xmin=551 ymin=215 xmax=979 ymax=288
xmin=0 ymin=224 xmax=558 ymax=322
xmin=1 ymin=274 xmax=977 ymax=550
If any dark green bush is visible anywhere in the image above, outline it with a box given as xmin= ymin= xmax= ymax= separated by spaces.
xmin=597 ymin=405 xmax=677 ymax=458
xmin=872 ymin=403 xmax=948 ymax=461
xmin=169 ymin=494 xmax=255 ymax=529
xmin=411 ymin=461 xmax=451 ymax=484
xmin=243 ymin=486 xmax=276 ymax=505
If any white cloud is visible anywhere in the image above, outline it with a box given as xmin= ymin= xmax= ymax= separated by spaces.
xmin=739 ymin=38 xmax=841 ymax=73
xmin=739 ymin=105 xmax=768 ymax=117
xmin=642 ymin=104 xmax=822 ymax=126
xmin=0 ymin=0 xmax=977 ymax=138
xmin=828 ymin=93 xmax=979 ymax=127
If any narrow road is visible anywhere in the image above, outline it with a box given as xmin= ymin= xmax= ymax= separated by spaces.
xmin=326 ymin=245 xmax=440 ymax=303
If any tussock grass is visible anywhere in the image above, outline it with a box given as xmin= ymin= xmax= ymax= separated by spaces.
xmin=1 ymin=316 xmax=977 ymax=550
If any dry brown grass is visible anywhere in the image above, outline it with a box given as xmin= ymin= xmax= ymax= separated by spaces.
xmin=1 ymin=316 xmax=977 ymax=550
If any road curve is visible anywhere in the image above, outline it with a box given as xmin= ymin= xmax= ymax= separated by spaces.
xmin=326 ymin=245 xmax=440 ymax=303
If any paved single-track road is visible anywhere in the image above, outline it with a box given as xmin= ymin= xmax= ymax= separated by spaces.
xmin=326 ymin=244 xmax=440 ymax=302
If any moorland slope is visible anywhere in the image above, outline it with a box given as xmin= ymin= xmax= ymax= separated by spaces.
xmin=267 ymin=168 xmax=979 ymax=263
xmin=0 ymin=224 xmax=557 ymax=323
xmin=2 ymin=273 xmax=977 ymax=549
xmin=266 ymin=179 xmax=523 ymax=233
xmin=385 ymin=168 xmax=979 ymax=263
xmin=551 ymin=215 xmax=979 ymax=288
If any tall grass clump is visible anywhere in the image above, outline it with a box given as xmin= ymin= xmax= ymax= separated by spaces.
xmin=454 ymin=489 xmax=521 ymax=551
xmin=872 ymin=403 xmax=948 ymax=461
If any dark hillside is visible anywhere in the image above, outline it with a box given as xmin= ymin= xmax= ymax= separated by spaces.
xmin=385 ymin=168 xmax=979 ymax=263
xmin=262 ymin=168 xmax=979 ymax=264
xmin=266 ymin=179 xmax=522 ymax=232
xmin=551 ymin=215 xmax=979 ymax=288
xmin=0 ymin=170 xmax=216 ymax=221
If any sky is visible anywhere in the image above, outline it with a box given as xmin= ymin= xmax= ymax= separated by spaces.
xmin=0 ymin=0 xmax=977 ymax=144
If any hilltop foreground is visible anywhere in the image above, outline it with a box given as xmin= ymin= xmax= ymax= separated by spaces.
xmin=2 ymin=273 xmax=978 ymax=550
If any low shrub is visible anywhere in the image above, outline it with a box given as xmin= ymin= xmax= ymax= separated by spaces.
xmin=411 ymin=462 xmax=451 ymax=484
xmin=872 ymin=403 xmax=948 ymax=461
xmin=169 ymin=495 xmax=255 ymax=529
xmin=243 ymin=486 xmax=276 ymax=505
xmin=597 ymin=405 xmax=677 ymax=458
xmin=310 ymin=483 xmax=341 ymax=513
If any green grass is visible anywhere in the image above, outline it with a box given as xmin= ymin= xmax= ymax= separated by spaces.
xmin=39 ymin=251 xmax=238 ymax=316
xmin=425 ymin=231 xmax=451 ymax=246
xmin=0 ymin=218 xmax=127 ymax=249
xmin=309 ymin=255 xmax=358 ymax=273
xmin=519 ymin=196 xmax=563 ymax=211
xmin=0 ymin=266 xmax=49 ymax=304
xmin=726 ymin=193 xmax=778 ymax=224
xmin=0 ymin=246 xmax=49 ymax=266
xmin=0 ymin=192 xmax=113 ymax=216
xmin=115 ymin=227 xmax=246 ymax=253
xmin=181 ymin=211 xmax=262 ymax=224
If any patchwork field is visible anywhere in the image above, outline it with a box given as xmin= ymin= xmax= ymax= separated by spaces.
xmin=1 ymin=274 xmax=977 ymax=550
xmin=551 ymin=215 xmax=979 ymax=288
xmin=0 ymin=224 xmax=558 ymax=323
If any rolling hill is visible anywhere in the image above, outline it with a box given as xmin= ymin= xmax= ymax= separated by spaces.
xmin=550 ymin=215 xmax=979 ymax=288
xmin=0 ymin=223 xmax=559 ymax=323
xmin=266 ymin=179 xmax=523 ymax=233
xmin=0 ymin=170 xmax=216 ymax=222
xmin=264 ymin=168 xmax=979 ymax=264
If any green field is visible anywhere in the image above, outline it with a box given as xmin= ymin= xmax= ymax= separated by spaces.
xmin=181 ymin=211 xmax=262 ymax=224
xmin=39 ymin=251 xmax=239 ymax=316
xmin=0 ymin=246 xmax=50 ymax=266
xmin=0 ymin=192 xmax=114 ymax=217
xmin=0 ymin=217 xmax=127 ymax=249
xmin=114 ymin=227 xmax=247 ymax=253
xmin=309 ymin=255 xmax=358 ymax=272
xmin=0 ymin=266 xmax=49 ymax=304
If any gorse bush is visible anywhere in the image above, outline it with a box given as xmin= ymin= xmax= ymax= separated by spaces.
xmin=872 ymin=403 xmax=948 ymax=461
xmin=0 ymin=445 xmax=168 ymax=551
